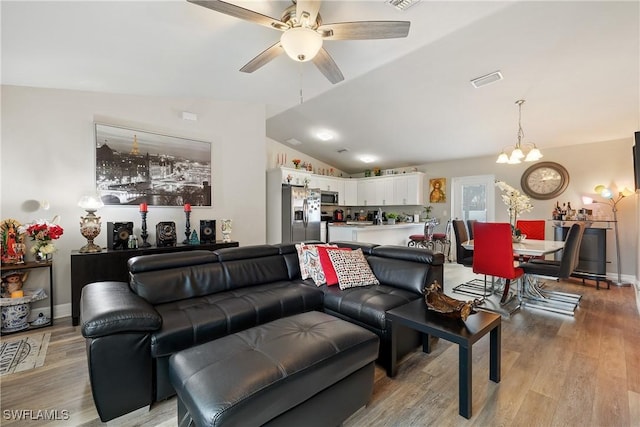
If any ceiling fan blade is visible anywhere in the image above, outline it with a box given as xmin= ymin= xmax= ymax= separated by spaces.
xmin=318 ymin=21 xmax=410 ymax=40
xmin=188 ymin=0 xmax=289 ymax=31
xmin=239 ymin=42 xmax=284 ymax=73
xmin=312 ymin=48 xmax=344 ymax=84
xmin=296 ymin=0 xmax=321 ymax=27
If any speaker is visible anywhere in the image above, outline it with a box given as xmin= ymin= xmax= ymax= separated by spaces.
xmin=156 ymin=222 xmax=177 ymax=247
xmin=107 ymin=222 xmax=134 ymax=250
xmin=200 ymin=220 xmax=216 ymax=244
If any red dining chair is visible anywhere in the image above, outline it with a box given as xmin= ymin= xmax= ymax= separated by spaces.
xmin=473 ymin=222 xmax=524 ymax=309
xmin=452 ymin=219 xmax=490 ymax=298
xmin=514 ymin=219 xmax=546 ymax=262
xmin=515 ymin=220 xmax=545 ymax=240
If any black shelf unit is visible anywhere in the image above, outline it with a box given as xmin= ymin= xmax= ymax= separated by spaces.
xmin=70 ymin=241 xmax=239 ymax=326
xmin=1 ymin=261 xmax=54 ymax=335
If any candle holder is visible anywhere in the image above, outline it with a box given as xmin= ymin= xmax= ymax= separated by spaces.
xmin=139 ymin=211 xmax=152 ymax=248
xmin=183 ymin=211 xmax=191 ymax=244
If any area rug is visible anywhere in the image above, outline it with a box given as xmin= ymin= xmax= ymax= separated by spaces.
xmin=0 ymin=332 xmax=50 ymax=376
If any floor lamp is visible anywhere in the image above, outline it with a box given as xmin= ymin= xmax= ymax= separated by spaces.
xmin=583 ymin=186 xmax=635 ymax=287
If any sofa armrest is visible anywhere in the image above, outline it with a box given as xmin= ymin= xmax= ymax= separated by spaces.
xmin=81 ymin=281 xmax=162 ymax=338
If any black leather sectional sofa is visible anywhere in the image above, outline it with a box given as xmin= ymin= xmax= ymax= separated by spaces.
xmin=80 ymin=241 xmax=444 ymax=422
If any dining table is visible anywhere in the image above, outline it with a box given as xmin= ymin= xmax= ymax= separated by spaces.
xmin=461 ymin=239 xmax=576 ymax=314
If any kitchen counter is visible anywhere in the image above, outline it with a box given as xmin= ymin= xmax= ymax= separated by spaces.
xmin=328 ymin=222 xmax=424 ymax=246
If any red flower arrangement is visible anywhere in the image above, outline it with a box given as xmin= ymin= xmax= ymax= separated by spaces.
xmin=26 ymin=220 xmax=64 ymax=255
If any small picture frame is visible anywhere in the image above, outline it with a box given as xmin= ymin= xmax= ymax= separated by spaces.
xmin=429 ymin=178 xmax=446 ymax=203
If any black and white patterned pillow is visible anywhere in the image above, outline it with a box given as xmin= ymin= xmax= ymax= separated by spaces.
xmin=328 ymin=248 xmax=380 ymax=290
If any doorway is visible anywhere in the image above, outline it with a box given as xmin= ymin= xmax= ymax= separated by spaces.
xmin=450 ymin=175 xmax=495 ymax=260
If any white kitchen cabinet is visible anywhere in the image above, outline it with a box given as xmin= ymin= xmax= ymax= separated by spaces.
xmin=357 ymin=177 xmax=394 ymax=206
xmin=393 ymin=173 xmax=425 ymax=205
xmin=343 ymin=180 xmax=358 ymax=206
xmin=380 ymin=177 xmax=394 ymax=206
xmin=309 ymin=176 xmax=343 ymax=195
xmin=357 ymin=180 xmax=376 ymax=206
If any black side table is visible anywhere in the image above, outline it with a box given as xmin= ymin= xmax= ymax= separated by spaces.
xmin=386 ymin=298 xmax=501 ymax=419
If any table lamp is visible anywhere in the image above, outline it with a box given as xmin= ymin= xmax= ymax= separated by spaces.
xmin=78 ymin=195 xmax=104 ymax=253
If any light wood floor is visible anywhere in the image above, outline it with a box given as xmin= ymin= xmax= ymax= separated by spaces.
xmin=1 ymin=264 xmax=639 ymax=427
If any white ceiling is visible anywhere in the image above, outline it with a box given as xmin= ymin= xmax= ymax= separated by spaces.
xmin=2 ymin=1 xmax=639 ymax=174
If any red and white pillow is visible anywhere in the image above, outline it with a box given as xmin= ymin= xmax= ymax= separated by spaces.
xmin=295 ymin=243 xmax=337 ymax=282
xmin=296 ymin=243 xmax=380 ymax=289
xmin=316 ymin=246 xmax=352 ymax=286
xmin=327 ymin=248 xmax=380 ymax=290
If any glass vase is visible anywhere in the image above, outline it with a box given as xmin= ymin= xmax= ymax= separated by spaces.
xmin=35 ymin=251 xmax=52 ymax=263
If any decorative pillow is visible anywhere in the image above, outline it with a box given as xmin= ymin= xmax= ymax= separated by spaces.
xmin=328 ymin=248 xmax=380 ymax=290
xmin=316 ymin=246 xmax=352 ymax=286
xmin=295 ymin=243 xmax=336 ymax=281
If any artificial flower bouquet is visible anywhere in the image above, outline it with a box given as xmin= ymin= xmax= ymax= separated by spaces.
xmin=26 ymin=220 xmax=64 ymax=254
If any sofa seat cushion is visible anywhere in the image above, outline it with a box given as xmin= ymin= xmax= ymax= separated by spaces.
xmin=318 ymin=284 xmax=420 ymax=331
xmin=169 ymin=311 xmax=379 ymax=427
xmin=151 ymin=282 xmax=323 ymax=357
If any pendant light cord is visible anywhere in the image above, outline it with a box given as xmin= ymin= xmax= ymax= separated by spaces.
xmin=299 ymin=63 xmax=304 ymax=104
xmin=516 ymin=99 xmax=525 ymax=149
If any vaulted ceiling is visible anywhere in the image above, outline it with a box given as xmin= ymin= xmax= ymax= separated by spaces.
xmin=2 ymin=1 xmax=638 ymax=173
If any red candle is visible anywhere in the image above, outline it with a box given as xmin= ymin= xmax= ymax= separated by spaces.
xmin=139 ymin=203 xmax=148 ymax=212
xmin=184 ymin=203 xmax=191 ymax=212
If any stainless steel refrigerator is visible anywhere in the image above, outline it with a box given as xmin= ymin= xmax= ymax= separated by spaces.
xmin=282 ymin=185 xmax=321 ymax=243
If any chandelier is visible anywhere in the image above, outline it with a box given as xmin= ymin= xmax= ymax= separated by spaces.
xmin=496 ymin=99 xmax=543 ymax=164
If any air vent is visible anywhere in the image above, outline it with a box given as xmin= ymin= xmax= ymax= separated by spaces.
xmin=470 ymin=71 xmax=503 ymax=88
xmin=337 ymin=148 xmax=349 ymax=153
xmin=286 ymin=138 xmax=302 ymax=145
xmin=386 ymin=0 xmax=421 ymax=11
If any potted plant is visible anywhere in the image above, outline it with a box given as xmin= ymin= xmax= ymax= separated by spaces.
xmin=386 ymin=212 xmax=398 ymax=225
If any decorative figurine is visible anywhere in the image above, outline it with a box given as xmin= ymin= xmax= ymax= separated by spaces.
xmin=221 ymin=219 xmax=232 ymax=242
xmin=1 ymin=270 xmax=29 ymax=298
xmin=423 ymin=281 xmax=479 ymax=321
xmin=189 ymin=230 xmax=199 ymax=245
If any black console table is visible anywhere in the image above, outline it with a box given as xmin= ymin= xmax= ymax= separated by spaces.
xmin=70 ymin=241 xmax=239 ymax=325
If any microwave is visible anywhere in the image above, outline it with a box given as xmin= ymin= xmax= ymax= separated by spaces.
xmin=320 ymin=191 xmax=339 ymax=206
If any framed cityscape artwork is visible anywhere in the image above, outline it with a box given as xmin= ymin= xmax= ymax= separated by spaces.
xmin=95 ymin=123 xmax=212 ymax=207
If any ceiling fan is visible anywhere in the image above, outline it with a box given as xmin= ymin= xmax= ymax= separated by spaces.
xmin=187 ymin=0 xmax=411 ymax=84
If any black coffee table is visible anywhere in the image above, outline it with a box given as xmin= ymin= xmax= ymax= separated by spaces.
xmin=386 ymin=298 xmax=501 ymax=419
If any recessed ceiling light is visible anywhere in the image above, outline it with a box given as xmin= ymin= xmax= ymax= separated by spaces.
xmin=359 ymin=155 xmax=376 ymax=163
xmin=470 ymin=71 xmax=503 ymax=88
xmin=316 ymin=131 xmax=334 ymax=142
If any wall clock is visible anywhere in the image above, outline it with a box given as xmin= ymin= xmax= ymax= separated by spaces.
xmin=521 ymin=161 xmax=570 ymax=200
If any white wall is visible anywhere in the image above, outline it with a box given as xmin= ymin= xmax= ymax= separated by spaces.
xmin=420 ymin=138 xmax=638 ymax=281
xmin=1 ymin=85 xmax=267 ymax=316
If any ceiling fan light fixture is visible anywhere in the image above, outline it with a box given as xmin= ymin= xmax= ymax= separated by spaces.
xmin=280 ymin=27 xmax=323 ymax=62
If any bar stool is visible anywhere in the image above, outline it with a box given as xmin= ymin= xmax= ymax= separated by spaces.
xmin=408 ymin=218 xmax=439 ymax=249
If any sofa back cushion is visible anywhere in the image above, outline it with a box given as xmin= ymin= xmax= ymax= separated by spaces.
xmin=129 ymin=251 xmax=225 ymax=305
xmin=367 ymin=246 xmax=444 ymax=295
xmin=215 ymin=245 xmax=291 ymax=289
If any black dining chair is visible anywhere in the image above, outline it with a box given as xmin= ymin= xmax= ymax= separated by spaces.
xmin=452 ymin=219 xmax=473 ymax=267
xmin=451 ymin=219 xmax=490 ymax=298
xmin=518 ymin=222 xmax=585 ymax=315
xmin=466 ymin=219 xmax=478 ymax=240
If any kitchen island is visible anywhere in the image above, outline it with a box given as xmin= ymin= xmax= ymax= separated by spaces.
xmin=328 ymin=222 xmax=424 ymax=246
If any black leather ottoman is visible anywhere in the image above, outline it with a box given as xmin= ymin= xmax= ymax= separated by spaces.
xmin=169 ymin=311 xmax=379 ymax=427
